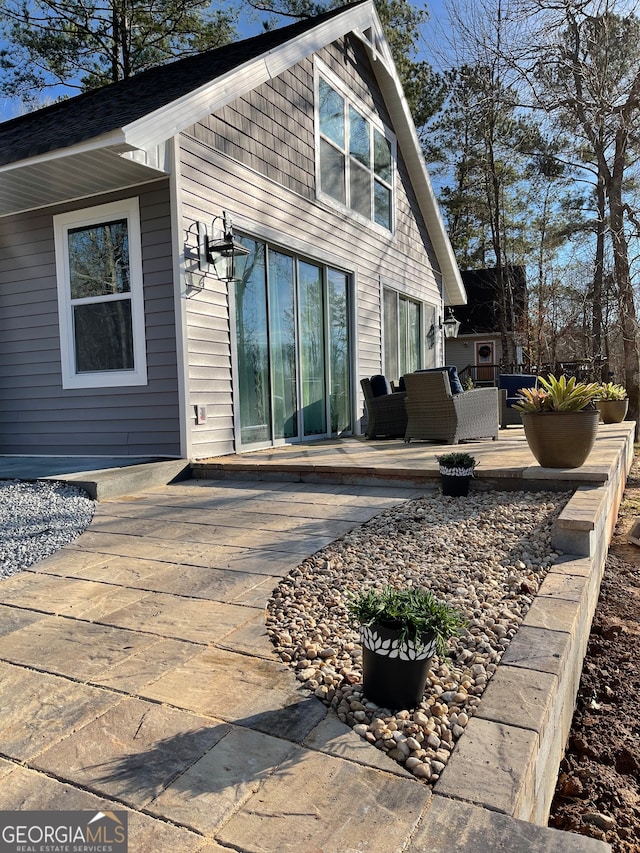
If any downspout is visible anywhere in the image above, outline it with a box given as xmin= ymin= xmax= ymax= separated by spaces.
xmin=168 ymin=135 xmax=192 ymax=460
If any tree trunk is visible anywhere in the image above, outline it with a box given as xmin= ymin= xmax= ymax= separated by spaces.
xmin=609 ymin=175 xmax=640 ymax=433
xmin=111 ymin=2 xmax=120 ymax=82
xmin=610 ymin=65 xmax=640 ymax=433
xmin=592 ymin=171 xmax=606 ymax=380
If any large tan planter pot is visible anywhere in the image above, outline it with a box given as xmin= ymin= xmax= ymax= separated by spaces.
xmin=521 ymin=410 xmax=600 ymax=468
xmin=595 ymin=399 xmax=629 ymax=424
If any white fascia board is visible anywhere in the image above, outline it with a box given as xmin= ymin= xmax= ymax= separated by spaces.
xmin=354 ymin=25 xmax=466 ymax=307
xmin=352 ymin=18 xmax=395 ymax=75
xmin=122 ymin=1 xmax=376 ymax=151
xmin=0 ymin=128 xmax=130 ymax=173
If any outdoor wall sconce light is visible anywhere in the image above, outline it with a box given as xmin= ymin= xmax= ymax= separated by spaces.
xmin=197 ymin=211 xmax=250 ymax=283
xmin=442 ymin=308 xmax=461 ymax=339
xmin=427 ymin=308 xmax=461 ymax=348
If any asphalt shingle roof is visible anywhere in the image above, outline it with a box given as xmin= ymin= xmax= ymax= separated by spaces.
xmin=0 ymin=2 xmax=361 ymax=167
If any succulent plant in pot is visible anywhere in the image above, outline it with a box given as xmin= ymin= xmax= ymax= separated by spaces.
xmin=512 ymin=374 xmax=602 ymax=468
xmin=595 ymin=382 xmax=629 ymax=423
xmin=435 ymin=451 xmax=477 ymax=496
xmin=347 ymin=585 xmax=464 ymax=709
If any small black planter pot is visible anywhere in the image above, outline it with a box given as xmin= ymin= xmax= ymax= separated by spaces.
xmin=360 ymin=623 xmax=436 ymax=709
xmin=440 ymin=473 xmax=471 ymax=497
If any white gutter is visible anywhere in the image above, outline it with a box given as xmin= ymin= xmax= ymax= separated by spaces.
xmin=0 ymin=129 xmax=130 ymax=173
xmin=168 ymin=136 xmax=192 ymax=461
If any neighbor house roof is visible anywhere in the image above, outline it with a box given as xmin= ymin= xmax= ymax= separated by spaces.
xmin=0 ymin=0 xmax=465 ymax=303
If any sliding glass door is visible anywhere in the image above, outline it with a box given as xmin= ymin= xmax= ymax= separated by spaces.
xmin=383 ymin=286 xmax=427 ymax=383
xmin=235 ymin=241 xmax=270 ymax=445
xmin=299 ymin=261 xmax=327 ymax=436
xmin=234 ymin=239 xmax=351 ymax=448
xmin=328 ymin=269 xmax=350 ymax=434
xmin=269 ymin=251 xmax=298 ymax=440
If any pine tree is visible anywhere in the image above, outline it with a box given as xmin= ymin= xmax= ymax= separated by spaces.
xmin=0 ymin=0 xmax=237 ymax=102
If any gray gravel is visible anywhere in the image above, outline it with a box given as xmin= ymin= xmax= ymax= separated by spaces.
xmin=0 ymin=480 xmax=95 ymax=578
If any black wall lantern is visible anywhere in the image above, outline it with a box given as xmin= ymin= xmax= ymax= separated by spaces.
xmin=442 ymin=308 xmax=461 ymax=339
xmin=428 ymin=308 xmax=461 ymax=348
xmin=197 ymin=211 xmax=251 ymax=283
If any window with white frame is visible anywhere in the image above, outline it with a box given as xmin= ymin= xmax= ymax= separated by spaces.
xmin=54 ymin=198 xmax=147 ymax=389
xmin=317 ymin=71 xmax=395 ymax=231
xmin=383 ymin=286 xmax=425 ymax=381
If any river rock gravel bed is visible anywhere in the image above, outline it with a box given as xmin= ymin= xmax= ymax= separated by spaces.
xmin=266 ymin=488 xmax=570 ymax=784
xmin=0 ymin=479 xmax=95 ymax=578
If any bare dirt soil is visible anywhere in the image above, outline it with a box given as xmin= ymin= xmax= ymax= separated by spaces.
xmin=548 ymin=458 xmax=640 ymax=852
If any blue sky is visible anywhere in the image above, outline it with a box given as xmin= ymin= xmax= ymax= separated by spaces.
xmin=233 ymin=0 xmax=450 ymax=64
xmin=236 ymin=0 xmax=448 ymax=40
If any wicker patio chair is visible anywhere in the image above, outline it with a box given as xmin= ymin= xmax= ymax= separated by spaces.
xmin=361 ymin=377 xmax=408 ymax=439
xmin=403 ymin=370 xmax=499 ymax=444
xmin=498 ymin=374 xmax=538 ymax=429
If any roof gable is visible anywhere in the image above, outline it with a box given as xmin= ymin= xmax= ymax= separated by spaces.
xmin=458 ymin=267 xmax=527 ymax=335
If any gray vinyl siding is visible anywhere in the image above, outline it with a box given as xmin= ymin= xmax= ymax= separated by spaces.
xmin=445 ymin=339 xmax=476 ymax=377
xmin=0 ymin=180 xmax=181 ymax=456
xmin=179 ymin=34 xmax=443 ymax=456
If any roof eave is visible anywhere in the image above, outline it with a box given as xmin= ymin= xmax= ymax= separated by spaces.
xmin=0 ymin=128 xmax=129 ymax=174
xmin=353 ymin=23 xmax=466 ymax=306
xmin=0 ymin=145 xmax=166 ymax=217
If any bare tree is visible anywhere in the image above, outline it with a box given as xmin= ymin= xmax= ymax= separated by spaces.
xmin=426 ymin=0 xmax=561 ymax=367
xmin=508 ymin=0 xmax=640 ymax=426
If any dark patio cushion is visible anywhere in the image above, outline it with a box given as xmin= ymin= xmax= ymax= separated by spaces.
xmin=499 ymin=374 xmax=538 ymax=407
xmin=370 ymin=374 xmax=392 ymax=397
xmin=416 ymin=366 xmax=464 ymax=396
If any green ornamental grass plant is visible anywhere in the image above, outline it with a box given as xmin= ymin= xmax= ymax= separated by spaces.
xmin=435 ymin=451 xmax=477 ymax=475
xmin=347 ymin=586 xmax=464 ymax=657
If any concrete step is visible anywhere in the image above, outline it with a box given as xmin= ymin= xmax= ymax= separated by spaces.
xmin=52 ymin=459 xmax=191 ymax=500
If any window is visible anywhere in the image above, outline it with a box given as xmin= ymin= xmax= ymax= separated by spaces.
xmin=317 ymin=72 xmax=395 ymax=231
xmin=54 ymin=199 xmax=147 ymax=389
xmin=383 ymin=287 xmax=424 ymax=381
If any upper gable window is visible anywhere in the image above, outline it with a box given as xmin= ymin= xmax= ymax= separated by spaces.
xmin=54 ymin=199 xmax=147 ymax=389
xmin=317 ymin=72 xmax=395 ymax=231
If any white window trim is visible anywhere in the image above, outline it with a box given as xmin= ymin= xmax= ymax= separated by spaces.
xmin=314 ymin=58 xmax=397 ymax=234
xmin=54 ymin=198 xmax=148 ymax=389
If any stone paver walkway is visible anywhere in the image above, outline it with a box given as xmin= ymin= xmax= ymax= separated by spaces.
xmin=0 ymin=479 xmax=439 ymax=852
